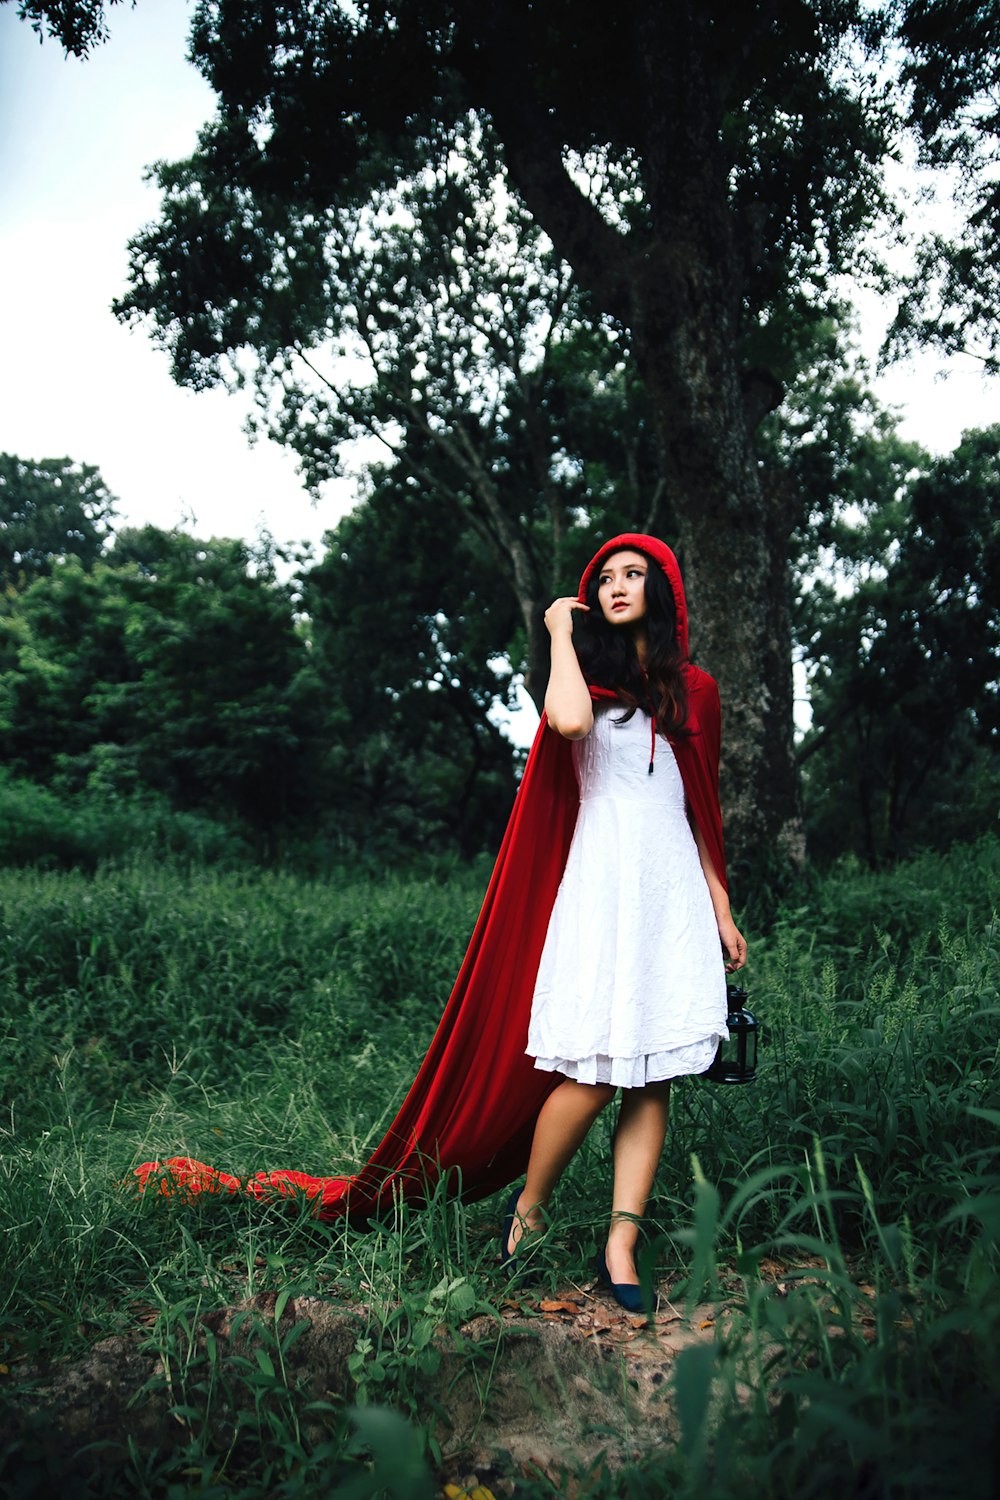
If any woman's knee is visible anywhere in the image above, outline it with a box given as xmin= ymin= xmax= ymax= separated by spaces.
xmin=558 ymin=1078 xmax=616 ymax=1114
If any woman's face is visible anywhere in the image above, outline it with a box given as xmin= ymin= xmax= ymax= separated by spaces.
xmin=596 ymin=550 xmax=649 ymax=626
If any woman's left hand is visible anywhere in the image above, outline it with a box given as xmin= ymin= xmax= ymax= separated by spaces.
xmin=718 ymin=916 xmax=747 ymax=973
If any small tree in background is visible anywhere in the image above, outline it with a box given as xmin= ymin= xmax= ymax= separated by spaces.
xmin=798 ymin=425 xmax=1000 ymax=864
xmin=0 ymin=453 xmax=118 ymax=588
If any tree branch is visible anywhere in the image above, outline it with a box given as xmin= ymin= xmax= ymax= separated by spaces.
xmin=464 ymin=15 xmax=635 ymax=323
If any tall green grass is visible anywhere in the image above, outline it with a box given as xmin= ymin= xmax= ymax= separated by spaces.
xmin=0 ymin=836 xmax=997 ymax=1496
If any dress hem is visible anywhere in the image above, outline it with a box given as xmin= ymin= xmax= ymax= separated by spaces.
xmin=531 ymin=1035 xmax=723 ymax=1088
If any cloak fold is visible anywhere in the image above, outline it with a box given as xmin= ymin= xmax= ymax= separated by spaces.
xmin=135 ymin=534 xmax=727 ymax=1220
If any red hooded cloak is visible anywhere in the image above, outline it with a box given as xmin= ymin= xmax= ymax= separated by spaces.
xmin=135 ymin=535 xmax=727 ymax=1218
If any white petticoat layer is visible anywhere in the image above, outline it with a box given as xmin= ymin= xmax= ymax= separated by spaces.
xmin=526 ymin=705 xmax=728 ymax=1085
xmin=532 ymin=1035 xmax=721 ymax=1088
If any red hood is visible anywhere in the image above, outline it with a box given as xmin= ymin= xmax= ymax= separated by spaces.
xmin=577 ymin=532 xmax=690 ymax=660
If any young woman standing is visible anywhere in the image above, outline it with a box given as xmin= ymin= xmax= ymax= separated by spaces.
xmin=502 ymin=538 xmax=746 ymax=1308
xmin=136 ymin=534 xmax=745 ymax=1278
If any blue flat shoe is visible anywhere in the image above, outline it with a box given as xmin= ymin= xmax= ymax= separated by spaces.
xmin=596 ymin=1248 xmax=648 ymax=1314
xmin=499 ymin=1186 xmax=545 ymax=1283
xmin=499 ymin=1185 xmax=523 ymax=1270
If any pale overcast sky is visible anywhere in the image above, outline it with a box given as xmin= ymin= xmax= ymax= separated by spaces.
xmin=1 ymin=0 xmax=997 ymax=564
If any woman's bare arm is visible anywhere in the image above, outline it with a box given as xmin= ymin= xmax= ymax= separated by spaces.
xmin=543 ymin=597 xmax=594 ymax=739
xmin=692 ymin=820 xmax=747 ymax=972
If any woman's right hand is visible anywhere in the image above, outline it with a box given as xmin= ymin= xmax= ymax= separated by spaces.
xmin=544 ymin=597 xmax=590 ymax=637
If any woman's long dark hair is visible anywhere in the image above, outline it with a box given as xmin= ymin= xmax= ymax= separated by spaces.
xmin=573 ymin=548 xmax=689 ymax=738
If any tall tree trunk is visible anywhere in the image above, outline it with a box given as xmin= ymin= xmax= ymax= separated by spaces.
xmin=671 ymin=447 xmax=805 ymax=874
xmin=627 ymin=3 xmax=804 ymax=874
xmin=479 ymin=1 xmax=806 ymax=873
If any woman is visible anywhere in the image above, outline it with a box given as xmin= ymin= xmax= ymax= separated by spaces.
xmin=135 ymin=535 xmax=745 ymax=1284
xmin=502 ymin=538 xmax=746 ymax=1307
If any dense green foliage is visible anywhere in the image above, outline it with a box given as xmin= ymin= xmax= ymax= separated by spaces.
xmin=794 ymin=423 xmax=1000 ymax=863
xmin=1 ymin=839 xmax=997 ymax=1495
xmin=2 ymin=423 xmax=997 ymax=869
xmin=100 ymin=0 xmax=1000 ymax=865
xmin=0 ymin=454 xmax=528 ymax=859
xmin=0 ymin=452 xmax=118 ymax=589
xmin=0 ymin=528 xmax=311 ymax=843
xmin=16 ymin=2 xmax=1000 ymax=869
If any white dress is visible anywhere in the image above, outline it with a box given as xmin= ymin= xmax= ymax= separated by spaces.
xmin=527 ymin=704 xmax=728 ymax=1087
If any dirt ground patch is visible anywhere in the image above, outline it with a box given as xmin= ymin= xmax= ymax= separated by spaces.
xmin=438 ymin=1282 xmax=723 ymax=1492
xmin=1 ymin=1279 xmax=724 ymax=1493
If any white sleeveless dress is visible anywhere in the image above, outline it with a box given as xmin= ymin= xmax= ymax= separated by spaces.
xmin=527 ymin=704 xmax=728 ymax=1087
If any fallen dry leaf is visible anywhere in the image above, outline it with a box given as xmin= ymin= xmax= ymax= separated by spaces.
xmin=129 ymin=1303 xmax=161 ymax=1328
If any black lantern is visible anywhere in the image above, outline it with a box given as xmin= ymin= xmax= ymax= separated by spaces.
xmin=705 ymin=985 xmax=758 ymax=1084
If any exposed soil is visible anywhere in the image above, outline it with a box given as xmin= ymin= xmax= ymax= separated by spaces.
xmin=436 ymin=1283 xmax=725 ymax=1493
xmin=0 ymin=1278 xmax=727 ymax=1494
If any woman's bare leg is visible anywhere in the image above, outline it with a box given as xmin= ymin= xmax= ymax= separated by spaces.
xmin=507 ymin=1078 xmax=615 ymax=1255
xmin=604 ymin=1080 xmax=672 ymax=1284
